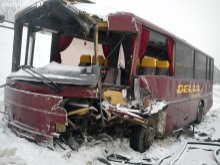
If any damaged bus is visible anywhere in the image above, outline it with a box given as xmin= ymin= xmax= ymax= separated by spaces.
xmin=4 ymin=0 xmax=214 ymax=152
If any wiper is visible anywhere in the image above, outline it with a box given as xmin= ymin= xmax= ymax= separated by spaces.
xmin=20 ymin=65 xmax=61 ymax=93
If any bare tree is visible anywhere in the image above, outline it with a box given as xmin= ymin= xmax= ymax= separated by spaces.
xmin=0 ymin=0 xmax=22 ymax=21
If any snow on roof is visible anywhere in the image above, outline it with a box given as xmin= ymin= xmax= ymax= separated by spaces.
xmin=69 ymin=3 xmax=118 ymax=21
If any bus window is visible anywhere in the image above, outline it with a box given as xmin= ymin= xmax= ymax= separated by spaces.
xmin=175 ymin=41 xmax=194 ymax=79
xmin=210 ymin=59 xmax=214 ymax=81
xmin=137 ymin=29 xmax=170 ymax=76
xmin=145 ymin=30 xmax=167 ymax=60
xmin=33 ymin=32 xmax=52 ymax=67
xmin=194 ymin=51 xmax=206 ymax=80
xmin=206 ymin=57 xmax=210 ymax=80
xmin=20 ymin=26 xmax=27 ymax=66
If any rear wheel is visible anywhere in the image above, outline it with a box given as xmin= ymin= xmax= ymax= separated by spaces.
xmin=195 ymin=101 xmax=204 ymax=124
xmin=130 ymin=125 xmax=155 ymax=153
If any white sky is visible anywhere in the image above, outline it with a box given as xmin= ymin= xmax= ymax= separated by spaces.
xmin=92 ymin=0 xmax=220 ymax=67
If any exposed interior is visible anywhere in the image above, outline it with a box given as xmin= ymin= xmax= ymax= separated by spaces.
xmin=12 ymin=1 xmax=175 ymax=88
xmin=136 ymin=27 xmax=172 ymax=76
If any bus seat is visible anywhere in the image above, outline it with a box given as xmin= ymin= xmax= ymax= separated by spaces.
xmin=92 ymin=55 xmax=105 ymax=65
xmin=104 ymin=58 xmax=109 ymax=68
xmin=156 ymin=60 xmax=169 ymax=75
xmin=138 ymin=57 xmax=157 ymax=75
xmin=79 ymin=55 xmax=91 ymax=66
xmin=137 ymin=58 xmax=141 ymax=67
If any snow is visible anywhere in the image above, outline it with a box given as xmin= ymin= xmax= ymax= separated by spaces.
xmin=0 ymin=22 xmax=13 ymax=86
xmin=146 ymin=100 xmax=167 ymax=114
xmin=70 ymin=3 xmax=117 ymax=21
xmin=170 ymin=142 xmax=220 ymax=165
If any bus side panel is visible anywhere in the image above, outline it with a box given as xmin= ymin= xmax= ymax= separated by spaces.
xmin=163 ymin=106 xmax=178 ymax=135
xmin=139 ymin=76 xmax=189 ymax=135
xmin=188 ymin=80 xmax=213 ymax=122
xmin=4 ymin=86 xmax=67 ymax=142
xmin=204 ymin=81 xmax=213 ymax=114
xmin=188 ymin=99 xmax=199 ymax=123
xmin=138 ymin=76 xmax=213 ymax=135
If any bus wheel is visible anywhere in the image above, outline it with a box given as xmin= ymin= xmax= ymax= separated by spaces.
xmin=130 ymin=125 xmax=155 ymax=153
xmin=195 ymin=101 xmax=204 ymax=124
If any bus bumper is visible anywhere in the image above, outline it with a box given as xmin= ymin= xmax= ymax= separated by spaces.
xmin=4 ymin=86 xmax=67 ymax=142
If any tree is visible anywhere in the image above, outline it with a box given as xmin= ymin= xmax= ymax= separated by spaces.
xmin=0 ymin=0 xmax=22 ymax=21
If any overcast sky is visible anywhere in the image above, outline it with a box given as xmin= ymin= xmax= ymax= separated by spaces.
xmin=92 ymin=0 xmax=220 ymax=67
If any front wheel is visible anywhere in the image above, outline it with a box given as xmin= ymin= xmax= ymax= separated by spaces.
xmin=130 ymin=125 xmax=155 ymax=153
xmin=195 ymin=101 xmax=204 ymax=124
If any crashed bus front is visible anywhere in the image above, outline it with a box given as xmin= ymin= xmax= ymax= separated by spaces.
xmin=4 ymin=0 xmax=213 ymax=153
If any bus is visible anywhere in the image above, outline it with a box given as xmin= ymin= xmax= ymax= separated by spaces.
xmin=4 ymin=0 xmax=214 ymax=152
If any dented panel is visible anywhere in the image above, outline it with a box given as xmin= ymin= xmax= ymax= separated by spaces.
xmin=108 ymin=13 xmax=139 ymax=32
xmin=4 ymin=86 xmax=67 ymax=141
xmin=138 ymin=75 xmax=213 ymax=134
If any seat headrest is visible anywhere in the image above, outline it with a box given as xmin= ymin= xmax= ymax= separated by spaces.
xmin=104 ymin=58 xmax=109 ymax=68
xmin=80 ymin=55 xmax=91 ymax=64
xmin=156 ymin=60 xmax=169 ymax=68
xmin=141 ymin=57 xmax=158 ymax=67
xmin=92 ymin=55 xmax=105 ymax=65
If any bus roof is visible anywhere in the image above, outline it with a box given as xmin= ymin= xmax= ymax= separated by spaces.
xmin=15 ymin=0 xmax=212 ymax=59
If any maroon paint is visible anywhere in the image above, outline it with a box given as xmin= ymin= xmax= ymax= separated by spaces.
xmin=108 ymin=12 xmax=178 ymax=39
xmin=4 ymin=86 xmax=67 ymax=142
xmin=7 ymin=80 xmax=98 ymax=98
xmin=108 ymin=12 xmax=138 ymax=32
xmin=138 ymin=75 xmax=213 ymax=134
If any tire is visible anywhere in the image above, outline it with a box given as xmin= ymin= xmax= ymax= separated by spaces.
xmin=130 ymin=125 xmax=155 ymax=153
xmin=195 ymin=101 xmax=204 ymax=124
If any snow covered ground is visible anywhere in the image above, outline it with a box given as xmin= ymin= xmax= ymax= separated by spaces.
xmin=1 ymin=22 xmax=220 ymax=165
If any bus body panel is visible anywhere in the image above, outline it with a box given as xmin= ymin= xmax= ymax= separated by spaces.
xmin=6 ymin=80 xmax=98 ymax=99
xmin=138 ymin=76 xmax=213 ymax=134
xmin=4 ymin=86 xmax=67 ymax=142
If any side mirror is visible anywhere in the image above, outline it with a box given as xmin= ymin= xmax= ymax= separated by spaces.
xmin=0 ymin=15 xmax=5 ymax=23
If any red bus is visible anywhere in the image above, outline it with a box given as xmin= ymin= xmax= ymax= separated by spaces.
xmin=4 ymin=0 xmax=214 ymax=152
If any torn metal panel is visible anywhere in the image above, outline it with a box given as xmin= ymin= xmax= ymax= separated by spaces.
xmin=144 ymin=100 xmax=167 ymax=115
xmin=101 ymin=101 xmax=148 ymax=126
xmin=108 ymin=13 xmax=140 ymax=32
xmin=4 ymin=86 xmax=67 ymax=142
xmin=155 ymin=110 xmax=167 ymax=138
xmin=101 ymin=80 xmax=167 ymax=126
xmin=134 ymin=77 xmax=167 ymax=115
